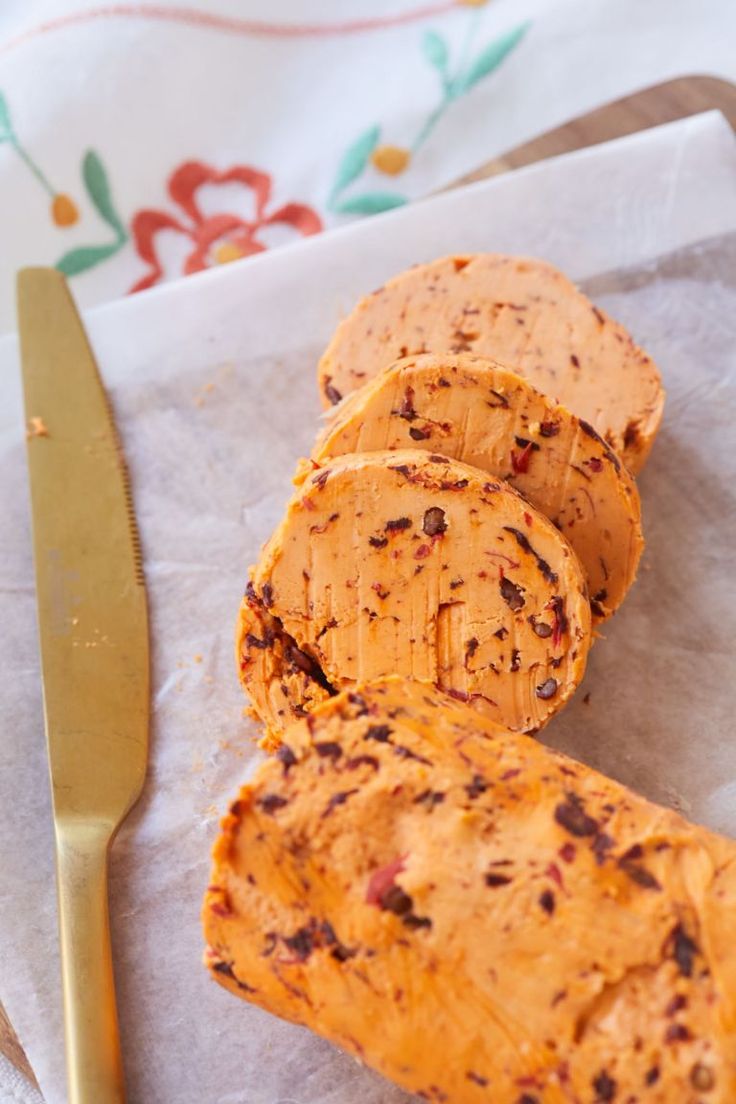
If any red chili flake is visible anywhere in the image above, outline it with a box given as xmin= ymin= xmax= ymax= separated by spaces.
xmin=324 ymin=379 xmax=342 ymax=405
xmin=539 ymin=889 xmax=555 ymax=914
xmin=503 ymin=527 xmax=557 ymax=584
xmin=494 ymin=626 xmax=508 ymax=640
xmin=466 ymin=1072 xmax=488 ymax=1087
xmin=440 ymin=478 xmax=469 ymax=490
xmin=485 ymin=872 xmax=513 ymax=887
xmin=369 ymin=536 xmax=388 ymax=549
xmin=314 ymin=741 xmax=342 ymax=761
xmin=545 ymin=862 xmax=564 ymax=890
xmin=524 ymin=511 xmax=533 ymax=527
xmin=539 ymin=421 xmax=560 ymax=437
xmin=345 ymin=755 xmax=379 ymax=771
xmin=671 ymin=924 xmax=699 ymax=977
xmin=365 ymin=856 xmax=407 ymax=906
xmin=511 ymin=443 xmax=534 ymax=474
xmin=485 ymin=551 xmax=521 ymax=569
xmin=258 ymin=794 xmax=288 ymax=814
xmin=570 ymin=354 xmax=580 ymax=368
xmin=618 ymin=858 xmax=661 ymax=891
xmin=517 ymin=1095 xmax=540 ymax=1104
xmin=385 ymin=516 xmax=412 ymax=532
xmin=301 ymin=495 xmax=317 ymax=511
xmin=592 ymin=832 xmax=614 ymax=864
xmin=371 ymin=582 xmax=390 ymax=599
xmin=446 ymin=687 xmax=470 ymax=702
xmin=487 ymin=388 xmax=509 ymax=409
xmin=592 ymin=1070 xmax=616 ymax=1101
xmin=450 ymin=577 xmax=464 ymax=589
xmin=261 ymin=582 xmax=274 ymax=608
xmin=397 ymin=386 xmax=417 ymax=421
xmin=465 ymin=774 xmax=488 ymax=798
xmin=466 ymin=637 xmax=479 ymax=658
xmin=587 ymin=456 xmax=604 ymax=473
xmin=665 ymin=994 xmax=688 ymax=1016
xmin=438 ymin=377 xmax=451 ymax=387
xmin=547 ymin=595 xmax=568 ymax=647
xmin=321 ymin=788 xmax=358 ymax=818
xmin=209 ymin=901 xmax=232 ymax=918
xmin=277 ymin=744 xmax=297 ymax=772
xmin=501 ymin=768 xmax=521 ymax=781
xmin=591 ymin=306 xmax=605 ymax=325
xmin=665 ymin=1023 xmax=691 ymax=1044
xmin=413 ymin=789 xmax=445 ymax=809
xmin=624 ymin=421 xmax=640 ymax=450
xmin=579 ymin=418 xmax=621 ymax=471
xmin=559 ymin=843 xmax=576 ymax=863
xmin=311 ymin=469 xmax=331 ymax=488
xmin=510 ymin=648 xmax=521 ymax=672
xmin=645 ymin=1068 xmax=660 ymax=1086
xmin=409 ymin=425 xmax=431 ymax=440
xmin=414 ymin=544 xmax=431 ymax=559
xmin=365 ymin=724 xmax=392 ymax=742
xmin=554 ymin=793 xmax=599 ymax=837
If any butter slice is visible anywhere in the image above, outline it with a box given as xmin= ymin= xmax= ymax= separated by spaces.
xmin=309 ymin=353 xmax=643 ymax=623
xmin=317 ymin=254 xmax=664 ymax=473
xmin=241 ymin=449 xmax=590 ymax=741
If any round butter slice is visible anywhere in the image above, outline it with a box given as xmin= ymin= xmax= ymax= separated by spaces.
xmin=241 ymin=449 xmax=590 ymax=740
xmin=317 ymin=253 xmax=664 ymax=474
xmin=309 ymin=353 xmax=643 ymax=623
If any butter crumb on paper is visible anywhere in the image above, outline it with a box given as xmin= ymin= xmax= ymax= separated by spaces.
xmin=26 ymin=416 xmax=49 ymax=439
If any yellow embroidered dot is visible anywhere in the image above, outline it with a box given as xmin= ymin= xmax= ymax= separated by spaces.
xmin=371 ymin=145 xmax=411 ymax=176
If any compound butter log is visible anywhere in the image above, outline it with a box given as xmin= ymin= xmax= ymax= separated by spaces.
xmin=309 ymin=353 xmax=643 ymax=624
xmin=204 ymin=677 xmax=736 ymax=1104
xmin=240 ymin=449 xmax=590 ymax=742
xmin=317 ymin=254 xmax=665 ymax=474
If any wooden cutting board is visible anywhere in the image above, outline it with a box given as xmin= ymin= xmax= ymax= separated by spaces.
xmin=4 ymin=72 xmax=735 ymax=1094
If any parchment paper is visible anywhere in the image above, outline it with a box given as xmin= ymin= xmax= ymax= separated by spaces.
xmin=1 ymin=112 xmax=736 ymax=1104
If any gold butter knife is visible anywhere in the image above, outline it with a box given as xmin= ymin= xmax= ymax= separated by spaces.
xmin=17 ymin=269 xmax=149 ymax=1104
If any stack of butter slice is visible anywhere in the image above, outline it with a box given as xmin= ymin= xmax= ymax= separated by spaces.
xmin=201 ymin=257 xmax=736 ymax=1104
xmin=238 ymin=254 xmax=660 ymax=748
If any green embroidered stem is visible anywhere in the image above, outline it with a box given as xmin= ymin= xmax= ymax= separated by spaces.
xmin=450 ymin=7 xmax=482 ymax=100
xmin=10 ymin=136 xmax=56 ymax=197
xmin=411 ymin=99 xmax=450 ymax=154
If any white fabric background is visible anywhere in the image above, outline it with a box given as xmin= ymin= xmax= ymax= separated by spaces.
xmin=0 ymin=0 xmax=732 ymax=333
xmin=0 ymin=1 xmax=733 ymax=1101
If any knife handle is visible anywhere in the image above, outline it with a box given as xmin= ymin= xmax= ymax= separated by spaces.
xmin=55 ymin=821 xmax=126 ymax=1104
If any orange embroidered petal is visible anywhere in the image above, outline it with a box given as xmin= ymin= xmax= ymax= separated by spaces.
xmin=51 ymin=194 xmax=79 ymax=227
xmin=371 ymin=145 xmax=411 ymax=176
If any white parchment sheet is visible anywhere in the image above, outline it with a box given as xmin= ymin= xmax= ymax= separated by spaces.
xmin=1 ymin=112 xmax=735 ymax=1104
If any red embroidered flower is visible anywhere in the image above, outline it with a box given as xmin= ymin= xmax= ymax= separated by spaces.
xmin=129 ymin=161 xmax=322 ymax=292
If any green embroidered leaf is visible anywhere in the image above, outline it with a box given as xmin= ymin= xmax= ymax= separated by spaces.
xmin=453 ymin=21 xmax=529 ymax=96
xmin=55 ymin=240 xmax=123 ymax=277
xmin=422 ymin=31 xmax=449 ymax=76
xmin=333 ymin=192 xmax=408 ymax=216
xmin=330 ymin=125 xmax=381 ymax=201
xmin=0 ymin=91 xmax=13 ymax=139
xmin=83 ymin=150 xmax=126 ymax=238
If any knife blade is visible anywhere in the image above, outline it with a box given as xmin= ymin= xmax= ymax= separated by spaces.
xmin=17 ymin=268 xmax=149 ymax=1104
